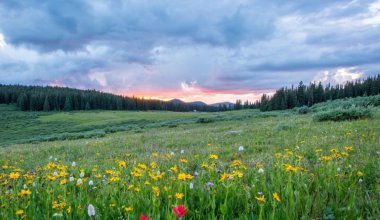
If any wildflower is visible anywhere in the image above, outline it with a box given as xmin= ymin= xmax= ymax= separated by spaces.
xmin=17 ymin=189 xmax=32 ymax=197
xmin=152 ymin=186 xmax=160 ymax=197
xmin=238 ymin=146 xmax=244 ymax=152
xmin=80 ymin=172 xmax=85 ymax=178
xmin=320 ymin=156 xmax=333 ymax=161
xmin=180 ymin=159 xmax=188 ymax=163
xmin=233 ymin=170 xmax=243 ymax=178
xmin=206 ymin=182 xmax=214 ymax=187
xmin=88 ymin=204 xmax=95 ymax=217
xmin=359 ymin=178 xmax=363 ymax=183
xmin=180 ymin=150 xmax=185 ymax=154
xmin=189 ymin=182 xmax=194 ymax=189
xmin=125 ymin=207 xmax=133 ymax=212
xmin=273 ymin=192 xmax=281 ymax=202
xmin=256 ymin=195 xmax=266 ymax=203
xmin=193 ymin=171 xmax=199 ymax=176
xmin=9 ymin=172 xmax=20 ymax=180
xmin=150 ymin=162 xmax=157 ymax=169
xmin=117 ymin=160 xmax=127 ymax=168
xmin=220 ymin=172 xmax=233 ymax=181
xmin=53 ymin=171 xmax=58 ymax=176
xmin=345 ymin=146 xmax=353 ymax=151
xmin=69 ymin=176 xmax=74 ymax=182
xmin=16 ymin=210 xmax=24 ymax=215
xmin=71 ymin=162 xmax=76 ymax=167
xmin=173 ymin=204 xmax=188 ymax=219
xmin=258 ymin=168 xmax=264 ymax=174
xmin=178 ymin=173 xmax=193 ymax=181
xmin=175 ymin=192 xmax=184 ymax=199
xmin=337 ymin=168 xmax=341 ymax=172
xmin=140 ymin=215 xmax=149 ymax=220
xmin=170 ymin=151 xmax=175 ymax=156
xmin=357 ymin=171 xmax=363 ymax=177
xmin=88 ymin=180 xmax=94 ymax=186
xmin=76 ymin=178 xmax=83 ymax=186
xmin=59 ymin=179 xmax=67 ymax=185
xmin=209 ymin=154 xmax=218 ymax=160
xmin=284 ymin=164 xmax=298 ymax=172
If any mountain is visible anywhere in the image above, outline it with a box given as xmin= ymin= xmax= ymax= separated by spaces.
xmin=169 ymin=99 xmax=185 ymax=105
xmin=169 ymin=99 xmax=234 ymax=109
xmin=188 ymin=101 xmax=207 ymax=106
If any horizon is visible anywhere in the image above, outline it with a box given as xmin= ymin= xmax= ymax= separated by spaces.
xmin=1 ymin=1 xmax=380 ymax=104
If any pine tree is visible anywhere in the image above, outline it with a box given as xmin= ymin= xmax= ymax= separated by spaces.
xmin=63 ymin=97 xmax=73 ymax=111
xmin=43 ymin=96 xmax=50 ymax=111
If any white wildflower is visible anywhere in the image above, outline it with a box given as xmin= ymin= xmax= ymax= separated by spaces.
xmin=77 ymin=178 xmax=83 ymax=185
xmin=88 ymin=204 xmax=96 ymax=217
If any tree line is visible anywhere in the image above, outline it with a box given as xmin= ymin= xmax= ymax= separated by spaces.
xmin=251 ymin=74 xmax=380 ymax=111
xmin=0 ymin=85 xmax=225 ymax=112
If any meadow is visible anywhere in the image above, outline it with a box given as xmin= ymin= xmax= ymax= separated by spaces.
xmin=0 ymin=97 xmax=379 ymax=219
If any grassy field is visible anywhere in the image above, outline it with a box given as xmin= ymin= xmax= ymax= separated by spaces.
xmin=0 ymin=103 xmax=379 ymax=219
xmin=0 ymin=104 xmax=264 ymax=146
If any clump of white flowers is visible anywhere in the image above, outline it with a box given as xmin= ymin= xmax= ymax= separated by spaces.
xmin=88 ymin=204 xmax=96 ymax=217
xmin=238 ymin=146 xmax=244 ymax=152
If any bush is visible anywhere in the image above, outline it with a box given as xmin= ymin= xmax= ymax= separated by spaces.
xmin=298 ymin=106 xmax=310 ymax=114
xmin=197 ymin=117 xmax=215 ymax=123
xmin=313 ymin=107 xmax=373 ymax=122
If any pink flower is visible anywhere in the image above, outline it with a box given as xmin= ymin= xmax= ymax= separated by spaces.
xmin=140 ymin=214 xmax=149 ymax=220
xmin=173 ymin=204 xmax=188 ymax=219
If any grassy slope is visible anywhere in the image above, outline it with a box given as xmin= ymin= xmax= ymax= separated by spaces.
xmin=0 ymin=105 xmax=379 ymax=219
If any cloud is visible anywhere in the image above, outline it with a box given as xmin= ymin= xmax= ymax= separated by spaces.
xmin=0 ymin=0 xmax=380 ymax=103
xmin=312 ymin=67 xmax=364 ymax=84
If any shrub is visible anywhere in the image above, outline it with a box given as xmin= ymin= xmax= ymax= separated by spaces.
xmin=313 ymin=107 xmax=373 ymax=122
xmin=197 ymin=118 xmax=215 ymax=123
xmin=298 ymin=106 xmax=310 ymax=114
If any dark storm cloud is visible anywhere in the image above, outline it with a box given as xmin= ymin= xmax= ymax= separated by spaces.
xmin=0 ymin=0 xmax=379 ymax=98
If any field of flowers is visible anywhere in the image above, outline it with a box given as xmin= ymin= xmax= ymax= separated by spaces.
xmin=0 ymin=108 xmax=379 ymax=219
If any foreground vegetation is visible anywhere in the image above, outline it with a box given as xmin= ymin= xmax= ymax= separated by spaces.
xmin=0 ymin=99 xmax=379 ymax=219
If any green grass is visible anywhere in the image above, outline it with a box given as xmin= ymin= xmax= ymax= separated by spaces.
xmin=0 ymin=105 xmax=379 ymax=219
xmin=0 ymin=104 xmax=264 ymax=146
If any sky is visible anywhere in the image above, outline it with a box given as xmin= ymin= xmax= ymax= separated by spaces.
xmin=0 ymin=0 xmax=379 ymax=104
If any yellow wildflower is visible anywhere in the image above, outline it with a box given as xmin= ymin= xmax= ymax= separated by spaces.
xmin=9 ymin=172 xmax=20 ymax=180
xmin=256 ymin=195 xmax=266 ymax=203
xmin=273 ymin=192 xmax=281 ymax=202
xmin=209 ymin=154 xmax=218 ymax=160
xmin=175 ymin=192 xmax=184 ymax=199
xmin=125 ymin=207 xmax=133 ymax=212
xmin=357 ymin=171 xmax=363 ymax=177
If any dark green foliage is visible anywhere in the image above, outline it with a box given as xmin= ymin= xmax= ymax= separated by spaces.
xmin=312 ymin=107 xmax=373 ymax=122
xmin=256 ymin=74 xmax=380 ymax=111
xmin=0 ymin=84 xmax=225 ymax=112
xmin=43 ymin=96 xmax=50 ymax=111
xmin=197 ymin=117 xmax=215 ymax=123
xmin=298 ymin=106 xmax=310 ymax=114
xmin=311 ymin=95 xmax=380 ymax=112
